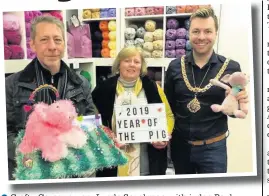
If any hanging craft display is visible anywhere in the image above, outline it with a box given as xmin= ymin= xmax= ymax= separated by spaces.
xmin=14 ymin=84 xmax=127 ymax=180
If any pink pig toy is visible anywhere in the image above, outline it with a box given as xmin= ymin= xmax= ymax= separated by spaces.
xmin=19 ymin=99 xmax=87 ymax=162
xmin=210 ymin=72 xmax=249 ymax=119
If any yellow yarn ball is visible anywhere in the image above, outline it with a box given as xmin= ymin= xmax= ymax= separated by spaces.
xmin=108 ymin=31 xmax=116 ymax=41
xmin=83 ymin=9 xmax=92 ymax=19
xmin=108 ymin=20 xmax=116 ymax=31
xmin=108 ymin=41 xmax=116 ymax=50
xmin=110 ymin=50 xmax=116 ymax=58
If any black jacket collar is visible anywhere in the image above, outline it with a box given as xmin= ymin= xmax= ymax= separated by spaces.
xmin=18 ymin=57 xmax=83 ymax=85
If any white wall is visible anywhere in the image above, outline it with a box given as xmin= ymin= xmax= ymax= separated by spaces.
xmin=217 ymin=4 xmax=256 ymax=173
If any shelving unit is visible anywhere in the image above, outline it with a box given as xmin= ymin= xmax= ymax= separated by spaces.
xmin=3 ymin=4 xmax=221 ymax=90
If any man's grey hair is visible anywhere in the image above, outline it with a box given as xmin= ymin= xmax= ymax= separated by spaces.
xmin=30 ymin=15 xmax=65 ymax=41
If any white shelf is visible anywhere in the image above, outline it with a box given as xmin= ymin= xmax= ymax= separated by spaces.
xmin=5 ymin=60 xmax=32 ymax=73
xmin=82 ymin=17 xmax=116 ymax=22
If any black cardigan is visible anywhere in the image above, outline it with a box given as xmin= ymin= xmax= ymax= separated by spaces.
xmin=91 ymin=74 xmax=168 ymax=176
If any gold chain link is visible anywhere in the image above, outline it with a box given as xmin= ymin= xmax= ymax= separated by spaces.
xmin=181 ymin=55 xmax=230 ymax=93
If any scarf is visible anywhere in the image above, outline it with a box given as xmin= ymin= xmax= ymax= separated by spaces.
xmin=112 ymin=77 xmax=144 ymax=176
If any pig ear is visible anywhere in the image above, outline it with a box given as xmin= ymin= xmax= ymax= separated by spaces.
xmin=220 ymin=74 xmax=231 ymax=83
xmin=34 ymin=102 xmax=48 ymax=120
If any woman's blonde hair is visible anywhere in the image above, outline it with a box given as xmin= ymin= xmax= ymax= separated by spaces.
xmin=111 ymin=46 xmax=147 ymax=76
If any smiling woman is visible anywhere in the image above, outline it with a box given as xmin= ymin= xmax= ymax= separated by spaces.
xmin=91 ymin=46 xmax=175 ymax=177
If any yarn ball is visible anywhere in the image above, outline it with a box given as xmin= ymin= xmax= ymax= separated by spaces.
xmin=142 ymin=50 xmax=151 ymax=58
xmin=102 ymin=40 xmax=109 ymax=49
xmin=108 ymin=31 xmax=116 ymax=41
xmin=100 ymin=11 xmax=109 ymax=18
xmin=125 ymin=40 xmax=135 ymax=47
xmin=129 ymin=24 xmax=138 ymax=30
xmin=152 ymin=29 xmax=163 ymax=41
xmin=125 ymin=28 xmax=136 ymax=40
xmin=108 ymin=20 xmax=116 ymax=31
xmin=165 ymin=40 xmax=176 ymax=50
xmin=80 ymin=70 xmax=91 ymax=84
xmin=110 ymin=49 xmax=116 ymax=58
xmin=144 ymin=32 xmax=153 ymax=42
xmin=154 ymin=6 xmax=164 ymax=14
xmin=3 ymin=13 xmax=20 ymax=31
xmin=91 ymin=8 xmax=100 ymax=12
xmin=176 ymin=6 xmax=186 ymax=13
xmin=143 ymin=42 xmax=154 ymax=52
xmin=99 ymin=21 xmax=109 ymax=31
xmin=9 ymin=44 xmax=24 ymax=59
xmin=4 ymin=36 xmax=7 ymax=45
xmin=136 ymin=47 xmax=143 ymax=53
xmin=176 ymin=28 xmax=187 ymax=39
xmin=166 ymin=6 xmax=176 ymax=14
xmin=92 ymin=42 xmax=102 ymax=49
xmin=100 ymin=8 xmax=109 ymax=11
xmin=83 ymin=9 xmax=92 ymax=19
xmin=184 ymin=19 xmax=190 ymax=29
xmin=135 ymin=7 xmax=146 ymax=16
xmin=176 ymin=49 xmax=186 ymax=57
xmin=153 ymin=40 xmax=163 ymax=50
xmin=186 ymin=30 xmax=189 ymax=40
xmin=134 ymin=38 xmax=145 ymax=48
xmin=145 ymin=20 xmax=156 ymax=32
xmin=175 ymin=39 xmax=186 ymax=49
xmin=102 ymin=31 xmax=110 ymax=40
xmin=108 ymin=41 xmax=116 ymax=50
xmin=199 ymin=5 xmax=211 ymax=9
xmin=125 ymin=8 xmax=135 ymax=16
xmin=136 ymin=27 xmax=146 ymax=39
xmin=25 ymin=22 xmax=31 ymax=37
xmin=92 ymin=12 xmax=100 ymax=18
xmin=41 ymin=12 xmax=51 ymax=17
xmin=4 ymin=45 xmax=12 ymax=59
xmin=186 ymin=40 xmax=192 ymax=50
xmin=145 ymin=7 xmax=154 ymax=15
xmin=4 ymin=30 xmax=22 ymax=45
xmin=152 ymin=50 xmax=162 ymax=58
xmin=165 ymin=50 xmax=176 ymax=58
xmin=32 ymin=11 xmax=42 ymax=18
xmin=93 ymin=49 xmax=102 ymax=57
xmin=185 ymin=5 xmax=199 ymax=13
xmin=27 ymin=47 xmax=36 ymax=59
xmin=93 ymin=30 xmax=103 ymax=41
xmin=108 ymin=8 xmax=116 ymax=17
xmin=166 ymin=29 xmax=177 ymax=40
xmin=167 ymin=18 xmax=179 ymax=29
xmin=24 ymin=11 xmax=33 ymax=23
xmin=101 ymin=48 xmax=110 ymax=58
xmin=50 ymin=11 xmax=63 ymax=21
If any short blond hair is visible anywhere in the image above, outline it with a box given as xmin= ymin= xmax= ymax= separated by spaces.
xmin=190 ymin=7 xmax=218 ymax=31
xmin=111 ymin=47 xmax=147 ymax=76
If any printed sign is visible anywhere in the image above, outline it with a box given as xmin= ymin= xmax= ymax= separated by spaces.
xmin=74 ymin=114 xmax=102 ymax=132
xmin=114 ymin=103 xmax=168 ymax=143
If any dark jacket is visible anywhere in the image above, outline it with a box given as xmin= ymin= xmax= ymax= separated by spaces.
xmin=91 ymin=74 xmax=168 ymax=176
xmin=5 ymin=58 xmax=95 ymax=180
